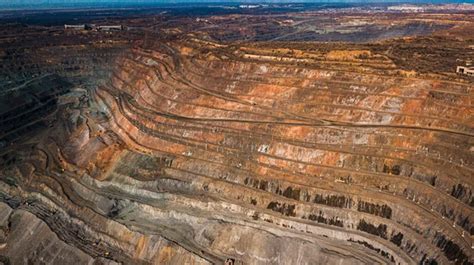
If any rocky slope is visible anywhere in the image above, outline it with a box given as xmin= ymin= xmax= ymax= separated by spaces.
xmin=0 ymin=9 xmax=473 ymax=265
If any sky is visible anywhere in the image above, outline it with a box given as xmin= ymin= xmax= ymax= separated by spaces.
xmin=0 ymin=0 xmax=472 ymax=8
xmin=1 ymin=0 xmax=473 ymax=3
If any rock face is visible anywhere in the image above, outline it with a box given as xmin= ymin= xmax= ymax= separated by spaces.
xmin=0 ymin=203 xmax=95 ymax=264
xmin=0 ymin=7 xmax=473 ymax=265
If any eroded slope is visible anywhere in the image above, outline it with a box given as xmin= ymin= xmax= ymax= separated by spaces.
xmin=0 ymin=8 xmax=473 ymax=265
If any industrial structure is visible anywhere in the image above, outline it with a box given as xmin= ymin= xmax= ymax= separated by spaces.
xmin=456 ymin=66 xmax=474 ymax=76
xmin=64 ymin=24 xmax=123 ymax=31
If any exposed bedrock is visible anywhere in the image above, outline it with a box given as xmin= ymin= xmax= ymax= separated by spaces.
xmin=0 ymin=32 xmax=473 ymax=264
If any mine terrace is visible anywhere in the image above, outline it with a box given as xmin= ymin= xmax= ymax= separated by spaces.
xmin=0 ymin=3 xmax=472 ymax=265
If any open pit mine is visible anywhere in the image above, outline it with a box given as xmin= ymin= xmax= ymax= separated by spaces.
xmin=0 ymin=4 xmax=473 ymax=265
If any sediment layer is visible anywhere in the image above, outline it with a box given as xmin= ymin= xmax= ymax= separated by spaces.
xmin=0 ymin=8 xmax=473 ymax=265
